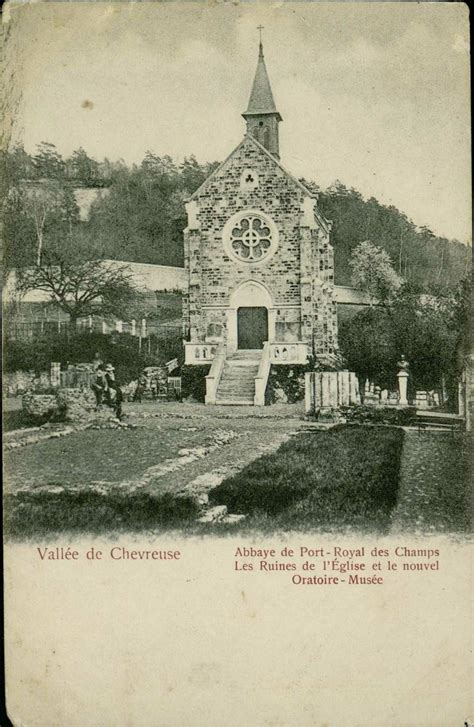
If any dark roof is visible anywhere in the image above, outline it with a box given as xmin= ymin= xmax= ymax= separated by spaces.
xmin=243 ymin=43 xmax=281 ymax=120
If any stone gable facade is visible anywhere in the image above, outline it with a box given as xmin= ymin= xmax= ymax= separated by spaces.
xmin=183 ymin=43 xmax=338 ymax=367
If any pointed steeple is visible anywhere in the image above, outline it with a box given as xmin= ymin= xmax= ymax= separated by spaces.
xmin=244 ymin=42 xmax=281 ymax=119
xmin=242 ymin=37 xmax=282 ymax=159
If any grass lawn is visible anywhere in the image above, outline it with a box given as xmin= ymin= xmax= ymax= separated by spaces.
xmin=3 ymin=408 xmax=31 ymax=432
xmin=4 ymin=420 xmax=470 ymax=539
xmin=4 ymin=424 xmax=210 ymax=488
xmin=210 ymin=425 xmax=405 ymax=534
xmin=4 ymin=489 xmax=200 ymax=539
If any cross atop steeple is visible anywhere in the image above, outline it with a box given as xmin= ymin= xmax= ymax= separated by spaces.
xmin=242 ymin=35 xmax=282 ymax=158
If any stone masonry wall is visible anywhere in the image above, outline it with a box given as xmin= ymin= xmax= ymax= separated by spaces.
xmin=183 ymin=135 xmax=337 ymax=353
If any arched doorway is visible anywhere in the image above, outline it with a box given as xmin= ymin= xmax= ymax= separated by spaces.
xmin=227 ymin=280 xmax=275 ymax=352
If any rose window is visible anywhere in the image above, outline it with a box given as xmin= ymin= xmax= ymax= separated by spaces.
xmin=223 ymin=210 xmax=278 ymax=264
xmin=230 ymin=216 xmax=271 ymax=261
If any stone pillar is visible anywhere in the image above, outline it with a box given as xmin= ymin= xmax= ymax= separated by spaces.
xmin=50 ymin=362 xmax=61 ymax=388
xmin=268 ymin=308 xmax=277 ymax=343
xmin=226 ymin=308 xmax=237 ymax=354
xmin=397 ymin=370 xmax=409 ymax=406
xmin=397 ymin=355 xmax=410 ymax=407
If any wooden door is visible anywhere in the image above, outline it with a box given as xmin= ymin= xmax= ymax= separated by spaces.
xmin=237 ymin=307 xmax=268 ymax=349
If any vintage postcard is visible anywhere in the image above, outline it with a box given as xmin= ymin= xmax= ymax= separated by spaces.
xmin=2 ymin=2 xmax=472 ymax=725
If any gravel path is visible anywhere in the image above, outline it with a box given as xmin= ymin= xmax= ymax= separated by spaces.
xmin=390 ymin=429 xmax=471 ymax=534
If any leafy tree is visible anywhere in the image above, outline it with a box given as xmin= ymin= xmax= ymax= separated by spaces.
xmin=32 ymin=142 xmax=65 ymax=180
xmin=339 ymin=307 xmax=396 ymax=391
xmin=339 ymin=279 xmax=469 ymax=401
xmin=179 ymin=155 xmax=218 ymax=194
xmin=389 ymin=286 xmax=457 ymax=391
xmin=350 ymin=240 xmax=402 ymax=305
xmin=66 ymin=147 xmax=100 ymax=186
xmin=1 ymin=145 xmax=34 ymax=183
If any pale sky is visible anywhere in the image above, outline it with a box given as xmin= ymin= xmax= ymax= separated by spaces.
xmin=5 ymin=1 xmax=472 ymax=242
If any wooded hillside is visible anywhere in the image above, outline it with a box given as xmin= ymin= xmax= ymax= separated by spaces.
xmin=2 ymin=144 xmax=470 ymax=290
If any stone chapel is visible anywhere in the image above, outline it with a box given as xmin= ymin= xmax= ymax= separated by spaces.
xmin=183 ymin=40 xmax=338 ymax=404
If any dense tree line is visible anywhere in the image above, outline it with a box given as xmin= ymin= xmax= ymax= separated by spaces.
xmin=1 ymin=143 xmax=218 ymax=272
xmin=2 ymin=143 xmax=469 ymax=289
xmin=316 ymin=181 xmax=470 ymax=291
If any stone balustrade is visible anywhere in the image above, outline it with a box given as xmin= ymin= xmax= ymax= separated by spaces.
xmin=184 ymin=343 xmax=218 ymax=365
xmin=269 ymin=342 xmax=309 ymax=365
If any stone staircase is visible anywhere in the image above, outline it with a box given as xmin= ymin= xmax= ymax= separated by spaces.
xmin=215 ymin=349 xmax=262 ymax=405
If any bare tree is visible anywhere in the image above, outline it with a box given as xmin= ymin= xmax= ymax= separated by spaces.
xmin=16 ymin=229 xmax=139 ymax=330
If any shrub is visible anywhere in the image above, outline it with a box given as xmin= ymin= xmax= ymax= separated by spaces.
xmin=340 ymin=405 xmax=416 ymax=426
xmin=265 ymin=365 xmax=309 ymax=404
xmin=180 ymin=365 xmax=211 ymax=402
xmin=148 ymin=334 xmax=184 ymax=366
xmin=4 ymin=331 xmax=184 ymax=385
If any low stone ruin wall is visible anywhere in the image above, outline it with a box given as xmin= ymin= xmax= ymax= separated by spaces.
xmin=22 ymin=388 xmax=99 ymax=425
xmin=3 ymin=370 xmax=45 ymax=397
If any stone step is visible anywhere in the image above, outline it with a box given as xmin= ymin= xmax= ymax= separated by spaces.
xmin=222 ymin=366 xmax=258 ymax=377
xmin=220 ymin=376 xmax=256 ymax=383
xmin=215 ymin=350 xmax=261 ymax=406
xmin=221 ymin=371 xmax=256 ymax=381
xmin=219 ymin=394 xmax=255 ymax=398
xmin=224 ymin=363 xmax=260 ymax=369
xmin=228 ymin=350 xmax=262 ymax=359
xmin=215 ymin=398 xmax=255 ymax=406
xmin=218 ymin=389 xmax=255 ymax=396
xmin=218 ymin=383 xmax=255 ymax=389
xmin=222 ymin=376 xmax=258 ymax=382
